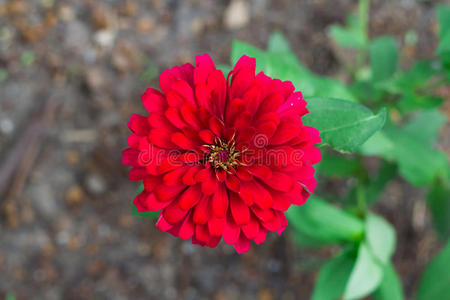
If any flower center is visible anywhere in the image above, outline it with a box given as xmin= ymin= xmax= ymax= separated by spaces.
xmin=205 ymin=137 xmax=240 ymax=172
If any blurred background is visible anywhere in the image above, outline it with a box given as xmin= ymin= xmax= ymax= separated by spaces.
xmin=0 ymin=0 xmax=449 ymax=299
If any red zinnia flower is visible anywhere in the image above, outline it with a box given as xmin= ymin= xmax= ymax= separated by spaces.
xmin=122 ymin=54 xmax=321 ymax=253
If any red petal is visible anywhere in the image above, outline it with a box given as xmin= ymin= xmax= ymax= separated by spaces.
xmin=163 ymin=165 xmax=189 ymax=186
xmin=142 ymin=88 xmax=166 ymax=113
xmin=148 ymin=113 xmax=175 ymax=130
xmin=154 ymin=184 xmax=185 ymax=201
xmin=165 ymin=107 xmax=186 ymax=129
xmin=163 ymin=199 xmax=189 ymax=224
xmin=199 ymin=129 xmax=215 ymax=144
xmin=178 ymin=213 xmax=195 ymax=240
xmin=182 ymin=165 xmax=202 ymax=185
xmin=261 ymin=171 xmax=293 ymax=192
xmin=172 ymin=80 xmax=195 ymax=106
xmin=225 ymin=175 xmax=240 ymax=193
xmin=253 ymin=228 xmax=267 ymax=244
xmin=195 ymin=223 xmax=211 ymax=242
xmin=212 ymin=184 xmax=229 ymax=217
xmin=223 ymin=213 xmax=240 ymax=245
xmin=171 ymin=132 xmax=197 ymax=150
xmin=147 ymin=192 xmax=172 ymax=211
xmin=257 ymin=93 xmax=284 ymax=116
xmin=149 ymin=129 xmax=176 ymax=149
xmin=129 ymin=167 xmax=148 ymax=181
xmin=159 ymin=69 xmax=177 ymax=94
xmin=234 ymin=233 xmax=251 ymax=254
xmin=251 ymin=205 xmax=275 ymax=222
xmin=208 ymin=217 xmax=225 ymax=236
xmin=193 ymin=196 xmax=210 ymax=224
xmin=143 ymin=175 xmax=162 ymax=191
xmin=247 ymin=165 xmax=272 ymax=179
xmin=178 ymin=184 xmax=202 ymax=210
xmin=202 ymin=171 xmax=218 ymax=195
xmin=269 ymin=117 xmax=301 ymax=145
xmin=230 ymin=193 xmax=250 ymax=225
xmin=127 ymin=114 xmax=150 ymax=135
xmin=242 ymin=214 xmax=259 ymax=239
xmin=156 ymin=214 xmax=173 ymax=231
xmin=271 ymin=191 xmax=291 ymax=211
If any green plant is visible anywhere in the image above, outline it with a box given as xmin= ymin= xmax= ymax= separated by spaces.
xmin=132 ymin=1 xmax=449 ymax=298
xmin=222 ymin=1 xmax=449 ymax=299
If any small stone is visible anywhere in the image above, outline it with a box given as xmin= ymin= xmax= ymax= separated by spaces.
xmin=91 ymin=5 xmax=116 ymax=30
xmin=112 ymin=40 xmax=142 ymax=72
xmin=65 ymin=150 xmax=80 ymax=165
xmin=85 ymin=174 xmax=106 ymax=195
xmin=119 ymin=214 xmax=134 ymax=228
xmin=85 ymin=67 xmax=107 ymax=90
xmin=0 ymin=118 xmax=14 ymax=134
xmin=223 ymin=0 xmax=250 ymax=30
xmin=6 ymin=0 xmax=28 ymax=15
xmin=258 ymin=288 xmax=273 ymax=300
xmin=65 ymin=185 xmax=85 ymax=206
xmin=94 ymin=29 xmax=116 ymax=48
xmin=59 ymin=5 xmax=75 ymax=21
xmin=136 ymin=16 xmax=156 ymax=34
xmin=119 ymin=0 xmax=138 ymax=17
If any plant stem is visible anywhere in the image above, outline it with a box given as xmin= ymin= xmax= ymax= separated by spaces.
xmin=356 ymin=0 xmax=370 ymax=71
xmin=356 ymin=181 xmax=367 ymax=217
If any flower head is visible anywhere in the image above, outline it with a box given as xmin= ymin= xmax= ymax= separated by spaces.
xmin=122 ymin=54 xmax=321 ymax=253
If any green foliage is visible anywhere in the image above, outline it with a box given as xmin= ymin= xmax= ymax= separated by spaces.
xmin=317 ymin=152 xmax=363 ymax=178
xmin=417 ymin=241 xmax=450 ymax=300
xmin=312 ymin=248 xmax=356 ymax=300
xmin=365 ymin=213 xmax=396 ymax=264
xmin=373 ymin=263 xmax=404 ymax=300
xmin=437 ymin=5 xmax=450 ymax=74
xmin=132 ymin=3 xmax=450 ymax=297
xmin=344 ymin=243 xmax=383 ymax=300
xmin=360 ymin=123 xmax=448 ymax=186
xmin=329 ymin=15 xmax=367 ymax=49
xmin=427 ymin=176 xmax=450 ymax=239
xmin=369 ymin=36 xmax=398 ymax=82
xmin=286 ymin=196 xmax=364 ymax=247
xmin=131 ymin=184 xmax=159 ymax=219
xmin=231 ymin=40 xmax=357 ymax=101
xmin=303 ymin=97 xmax=386 ymax=152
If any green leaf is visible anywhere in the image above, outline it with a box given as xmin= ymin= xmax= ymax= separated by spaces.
xmin=131 ymin=184 xmax=159 ymax=219
xmin=365 ymin=162 xmax=397 ymax=205
xmin=437 ymin=5 xmax=450 ymax=39
xmin=216 ymin=64 xmax=232 ymax=77
xmin=365 ymin=213 xmax=396 ymax=264
xmin=397 ymin=92 xmax=444 ymax=115
xmin=312 ymin=248 xmax=356 ymax=300
xmin=231 ymin=39 xmax=357 ymax=101
xmin=360 ymin=124 xmax=448 ymax=186
xmin=417 ymin=241 xmax=450 ymax=300
xmin=342 ymin=162 xmax=397 ymax=207
xmin=437 ymin=5 xmax=450 ymax=70
xmin=317 ymin=152 xmax=363 ymax=178
xmin=427 ymin=177 xmax=450 ymax=239
xmin=311 ymin=77 xmax=358 ymax=103
xmin=287 ymin=196 xmax=364 ymax=247
xmin=329 ymin=15 xmax=366 ymax=49
xmin=373 ymin=263 xmax=404 ymax=300
xmin=436 ymin=31 xmax=450 ymax=54
xmin=369 ymin=36 xmax=398 ymax=82
xmin=303 ymin=97 xmax=386 ymax=152
xmin=268 ymin=31 xmax=291 ymax=52
xmin=403 ymin=109 xmax=447 ymax=146
xmin=344 ymin=243 xmax=383 ymax=300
